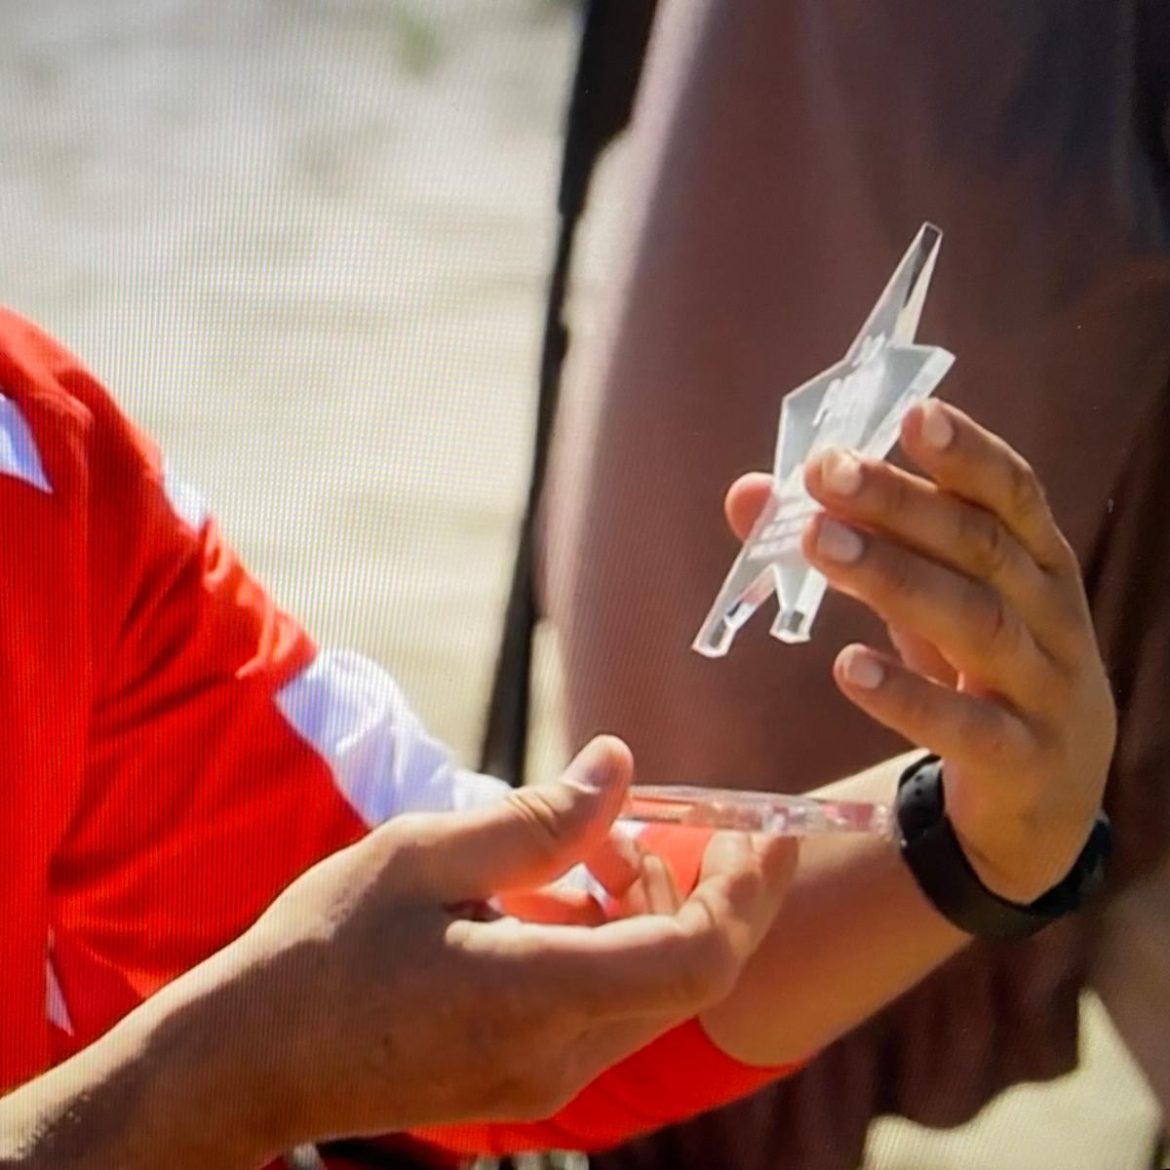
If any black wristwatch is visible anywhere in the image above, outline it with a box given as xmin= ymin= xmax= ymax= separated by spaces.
xmin=895 ymin=755 xmax=1112 ymax=941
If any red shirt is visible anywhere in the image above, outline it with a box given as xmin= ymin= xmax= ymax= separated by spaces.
xmin=0 ymin=307 xmax=797 ymax=1160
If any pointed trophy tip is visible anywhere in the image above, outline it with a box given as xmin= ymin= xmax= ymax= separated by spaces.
xmin=692 ymin=617 xmax=735 ymax=658
xmin=770 ymin=606 xmax=813 ymax=645
xmin=916 ymin=222 xmax=943 ymax=261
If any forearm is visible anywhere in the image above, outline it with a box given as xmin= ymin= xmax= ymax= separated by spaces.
xmin=701 ymin=753 xmax=968 ymax=1065
xmin=0 ymin=941 xmax=291 ymax=1170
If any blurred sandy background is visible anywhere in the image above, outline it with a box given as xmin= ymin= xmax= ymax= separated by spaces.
xmin=0 ymin=1 xmax=1159 ymax=1167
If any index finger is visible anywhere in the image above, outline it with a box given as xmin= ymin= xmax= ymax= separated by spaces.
xmin=899 ymin=401 xmax=1079 ymax=579
xmin=452 ymin=833 xmax=797 ymax=1022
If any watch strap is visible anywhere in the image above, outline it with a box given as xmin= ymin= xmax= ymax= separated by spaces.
xmin=896 ymin=755 xmax=1111 ymax=941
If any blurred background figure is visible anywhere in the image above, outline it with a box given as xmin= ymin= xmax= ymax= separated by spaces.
xmin=521 ymin=2 xmax=1170 ymax=1169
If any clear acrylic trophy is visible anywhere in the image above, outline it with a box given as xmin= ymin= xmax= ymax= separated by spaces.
xmin=695 ymin=222 xmax=954 ymax=654
xmin=624 ymin=225 xmax=953 ymax=839
xmin=624 ymin=786 xmax=894 ymax=838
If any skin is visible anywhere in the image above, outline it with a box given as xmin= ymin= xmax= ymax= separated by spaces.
xmin=568 ymin=400 xmax=1114 ymax=1065
xmin=0 ymin=738 xmax=795 ymax=1169
xmin=794 ymin=399 xmax=1112 ymax=904
xmin=0 ymin=400 xmax=1114 ymax=1163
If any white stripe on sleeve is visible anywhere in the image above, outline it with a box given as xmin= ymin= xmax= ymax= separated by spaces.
xmin=0 ymin=394 xmax=51 ymax=493
xmin=273 ymin=649 xmax=614 ymax=902
xmin=274 ymin=648 xmax=507 ymax=825
xmin=46 ymin=956 xmax=74 ymax=1035
xmin=161 ymin=458 xmax=209 ymax=532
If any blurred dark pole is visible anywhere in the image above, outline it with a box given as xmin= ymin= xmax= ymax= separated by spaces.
xmin=479 ymin=0 xmax=660 ymax=785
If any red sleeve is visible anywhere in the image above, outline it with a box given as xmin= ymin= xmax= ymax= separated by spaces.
xmin=0 ymin=310 xmax=419 ymax=1063
xmin=412 ymin=825 xmax=805 ymax=1157
xmin=0 ymin=310 xmax=93 ymax=1091
xmin=9 ymin=308 xmax=492 ymax=1070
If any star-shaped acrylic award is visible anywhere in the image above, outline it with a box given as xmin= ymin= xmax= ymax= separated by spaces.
xmin=693 ymin=222 xmax=955 ymax=657
xmin=617 ymin=226 xmax=953 ymax=840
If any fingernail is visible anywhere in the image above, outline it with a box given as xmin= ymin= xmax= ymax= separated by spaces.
xmin=816 ymin=518 xmax=864 ymax=564
xmin=821 ymin=448 xmax=863 ymax=496
xmin=565 ymin=756 xmax=605 ymax=794
xmin=566 ymin=736 xmax=626 ymax=794
xmin=568 ymin=762 xmax=608 ymax=794
xmin=921 ymin=402 xmax=954 ymax=450
xmin=843 ymin=647 xmax=885 ymax=689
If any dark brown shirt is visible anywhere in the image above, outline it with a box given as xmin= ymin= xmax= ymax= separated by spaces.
xmin=541 ymin=2 xmax=1170 ymax=1166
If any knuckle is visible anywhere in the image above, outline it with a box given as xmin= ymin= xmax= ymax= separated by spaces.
xmin=383 ymin=814 xmax=430 ymax=855
xmin=375 ymin=826 xmax=428 ymax=883
xmin=1048 ymin=529 xmax=1084 ymax=580
xmin=969 ymin=582 xmax=1019 ymax=657
xmin=506 ymin=789 xmax=570 ymax=862
xmin=959 ymin=506 xmax=1014 ymax=581
xmin=1003 ymin=454 xmax=1045 ymax=520
xmin=722 ymin=860 xmax=764 ymax=911
xmin=1098 ymin=677 xmax=1119 ymax=748
xmin=875 ymin=547 xmax=918 ymax=610
xmin=685 ymin=925 xmax=740 ymax=1007
xmin=971 ymin=708 xmax=1021 ymax=766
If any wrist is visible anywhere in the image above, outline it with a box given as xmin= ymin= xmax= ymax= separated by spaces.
xmin=0 ymin=968 xmax=270 ymax=1170
xmin=952 ymin=825 xmax=1075 ymax=904
xmin=943 ymin=787 xmax=1092 ymax=903
xmin=140 ymin=934 xmax=310 ymax=1165
xmin=895 ymin=756 xmax=1110 ymax=940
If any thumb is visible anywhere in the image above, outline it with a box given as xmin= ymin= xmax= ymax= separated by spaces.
xmin=724 ymin=472 xmax=774 ymax=543
xmin=422 ymin=735 xmax=634 ymax=902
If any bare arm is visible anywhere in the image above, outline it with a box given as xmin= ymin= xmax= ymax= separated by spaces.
xmin=0 ymin=944 xmax=278 ymax=1170
xmin=701 ymin=755 xmax=967 ymax=1064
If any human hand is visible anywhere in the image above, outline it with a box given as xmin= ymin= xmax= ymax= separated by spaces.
xmin=724 ymin=401 xmax=1115 ymax=904
xmin=229 ymin=736 xmax=795 ymax=1152
xmin=497 ymin=837 xmax=690 ymax=926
